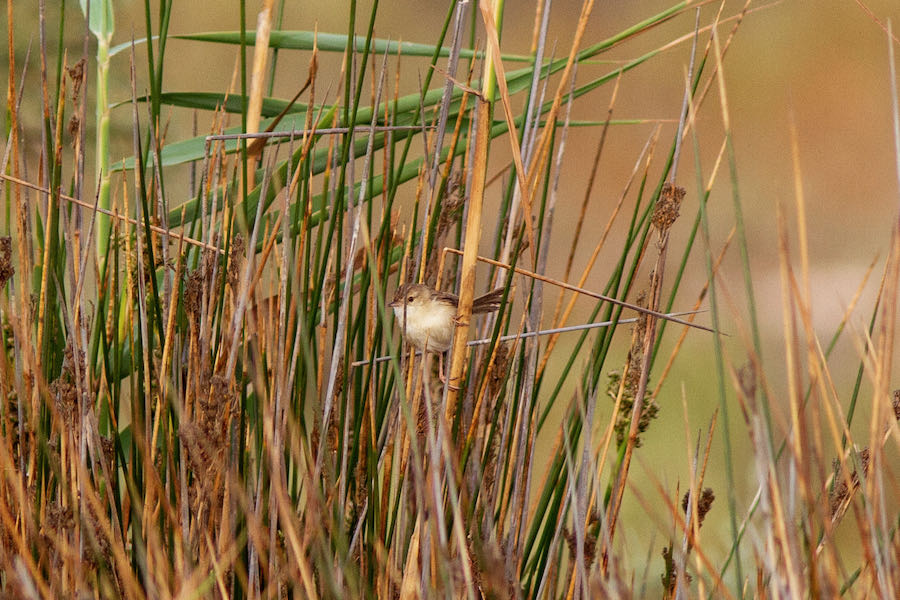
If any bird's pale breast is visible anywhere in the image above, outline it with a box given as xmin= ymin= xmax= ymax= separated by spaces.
xmin=392 ymin=302 xmax=456 ymax=352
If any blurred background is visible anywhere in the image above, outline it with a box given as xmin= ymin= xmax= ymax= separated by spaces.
xmin=7 ymin=0 xmax=900 ymax=582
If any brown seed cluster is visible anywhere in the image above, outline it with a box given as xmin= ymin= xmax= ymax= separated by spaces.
xmin=66 ymin=58 xmax=86 ymax=102
xmin=660 ymin=544 xmax=690 ymax=596
xmin=227 ymin=234 xmax=246 ymax=290
xmin=49 ymin=345 xmax=87 ymax=430
xmin=486 ymin=343 xmax=510 ymax=400
xmin=829 ymin=447 xmax=870 ymax=518
xmin=682 ymin=487 xmax=715 ymax=528
xmin=66 ymin=58 xmax=87 ymax=146
xmin=659 ymin=488 xmax=714 ymax=596
xmin=424 ymin=171 xmax=466 ymax=285
xmin=607 ymin=294 xmax=659 ymax=447
xmin=652 ymin=183 xmax=686 ymax=233
xmin=562 ymin=511 xmax=602 ymax=582
xmin=185 ymin=247 xmax=217 ymax=320
xmin=0 ymin=237 xmax=13 ymax=288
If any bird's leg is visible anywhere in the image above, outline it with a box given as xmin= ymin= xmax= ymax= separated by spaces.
xmin=437 ymin=352 xmax=460 ymax=391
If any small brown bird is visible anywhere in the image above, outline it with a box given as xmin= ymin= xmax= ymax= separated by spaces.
xmin=389 ymin=283 xmax=504 ymax=354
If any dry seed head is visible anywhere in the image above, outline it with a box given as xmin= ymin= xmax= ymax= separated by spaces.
xmin=652 ymin=183 xmax=685 ymax=232
xmin=425 ymin=174 xmax=466 ymax=283
xmin=67 ymin=116 xmax=81 ymax=146
xmin=661 ymin=544 xmax=691 ymax=595
xmin=607 ymin=292 xmax=659 ymax=447
xmin=99 ymin=436 xmax=115 ymax=469
xmin=45 ymin=501 xmax=74 ymax=534
xmin=482 ymin=432 xmax=499 ymax=505
xmin=50 ymin=378 xmax=78 ymax=429
xmin=828 ymin=447 xmax=871 ymax=517
xmin=487 ymin=343 xmax=510 ymax=400
xmin=66 ymin=58 xmax=86 ymax=102
xmin=354 ymin=423 xmax=369 ymax=511
xmin=436 ymin=171 xmax=465 ymax=238
xmin=0 ymin=237 xmax=13 ymax=288
xmin=227 ymin=234 xmax=245 ymax=290
xmin=185 ymin=250 xmax=215 ymax=320
xmin=682 ymin=488 xmax=716 ymax=528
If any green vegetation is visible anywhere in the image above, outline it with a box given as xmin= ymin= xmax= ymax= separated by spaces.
xmin=1 ymin=1 xmax=898 ymax=598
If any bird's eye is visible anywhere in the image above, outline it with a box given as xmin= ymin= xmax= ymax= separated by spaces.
xmin=407 ymin=296 xmax=414 ymax=302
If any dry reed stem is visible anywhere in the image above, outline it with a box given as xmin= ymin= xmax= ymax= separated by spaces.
xmin=499 ymin=0 xmax=597 ymax=274
xmin=773 ymin=198 xmax=812 ymax=597
xmin=684 ymin=409 xmax=719 ymax=592
xmin=478 ymin=0 xmax=535 ymax=261
xmin=445 ymin=23 xmax=492 ymax=429
xmin=852 ymin=0 xmax=900 ymax=45
xmin=246 ymin=0 xmax=275 ymax=144
xmin=12 ymin=2 xmax=895 ymax=597
xmin=631 ymin=464 xmax=735 ymax=600
xmin=539 ymin=127 xmax=660 ymax=378
xmin=34 ymin=64 xmax=66 ymax=374
xmin=779 ymin=260 xmax=872 ymax=526
xmin=441 ymin=248 xmax=713 ymax=332
xmin=464 ymin=308 xmax=516 ymax=450
xmin=150 ymin=235 xmax=187 ymax=462
xmin=0 ymin=173 xmax=224 ymax=253
xmin=602 ymin=180 xmax=684 ymax=574
xmin=558 ymin=70 xmax=622 ymax=288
